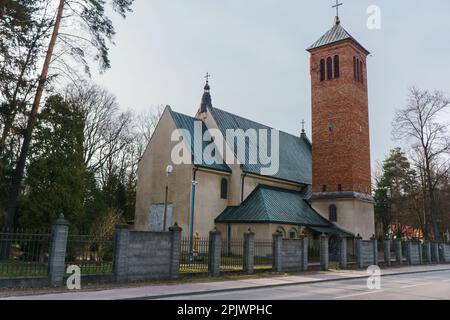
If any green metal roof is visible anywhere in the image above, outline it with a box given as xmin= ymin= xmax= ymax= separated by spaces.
xmin=215 ymin=185 xmax=331 ymax=226
xmin=309 ymin=226 xmax=354 ymax=238
xmin=170 ymin=110 xmax=231 ymax=172
xmin=209 ymin=107 xmax=312 ymax=185
xmin=307 ymin=22 xmax=369 ymax=54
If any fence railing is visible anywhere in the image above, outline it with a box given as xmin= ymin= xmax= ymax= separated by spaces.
xmin=254 ymin=239 xmax=273 ymax=270
xmin=179 ymin=237 xmax=209 ymax=274
xmin=221 ymin=239 xmax=243 ymax=272
xmin=65 ymin=233 xmax=114 ymax=275
xmin=0 ymin=228 xmax=51 ymax=278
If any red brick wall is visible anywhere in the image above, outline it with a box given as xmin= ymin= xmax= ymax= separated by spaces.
xmin=309 ymin=40 xmax=372 ymax=194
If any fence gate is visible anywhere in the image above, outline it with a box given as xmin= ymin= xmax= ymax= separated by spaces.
xmin=329 ymin=235 xmax=339 ymax=262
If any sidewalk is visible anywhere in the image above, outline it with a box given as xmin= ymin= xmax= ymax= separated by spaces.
xmin=2 ymin=265 xmax=450 ymax=300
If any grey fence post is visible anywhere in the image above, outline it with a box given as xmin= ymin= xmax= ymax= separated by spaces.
xmin=356 ymin=237 xmax=363 ymax=268
xmin=339 ymin=236 xmax=347 ymax=269
xmin=432 ymin=242 xmax=440 ymax=264
xmin=48 ymin=215 xmax=69 ymax=287
xmin=243 ymin=230 xmax=255 ymax=274
xmin=272 ymin=232 xmax=283 ymax=272
xmin=320 ymin=234 xmax=329 ymax=271
xmin=406 ymin=241 xmax=413 ymax=265
xmin=442 ymin=244 xmax=447 ymax=263
xmin=169 ymin=223 xmax=182 ymax=279
xmin=395 ymin=240 xmax=402 ymax=265
xmin=113 ymin=225 xmax=130 ymax=282
xmin=418 ymin=242 xmax=423 ymax=264
xmin=208 ymin=229 xmax=221 ymax=276
xmin=372 ymin=237 xmax=378 ymax=265
xmin=384 ymin=240 xmax=391 ymax=266
xmin=301 ymin=236 xmax=309 ymax=272
xmin=423 ymin=241 xmax=432 ymax=264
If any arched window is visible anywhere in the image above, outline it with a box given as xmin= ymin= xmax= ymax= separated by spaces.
xmin=334 ymin=55 xmax=340 ymax=78
xmin=320 ymin=59 xmax=325 ymax=81
xmin=220 ymin=178 xmax=228 ymax=199
xmin=276 ymin=227 xmax=286 ymax=238
xmin=360 ymin=60 xmax=364 ymax=83
xmin=329 ymin=205 xmax=337 ymax=222
xmin=353 ymin=57 xmax=357 ymax=81
xmin=326 ymin=57 xmax=333 ymax=80
xmin=289 ymin=228 xmax=298 ymax=239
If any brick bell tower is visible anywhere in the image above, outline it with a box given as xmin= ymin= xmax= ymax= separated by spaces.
xmin=307 ymin=12 xmax=375 ymax=239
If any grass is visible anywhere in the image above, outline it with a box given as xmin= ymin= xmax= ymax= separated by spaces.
xmin=0 ymin=261 xmax=48 ymax=278
xmin=0 ymin=261 xmax=113 ymax=278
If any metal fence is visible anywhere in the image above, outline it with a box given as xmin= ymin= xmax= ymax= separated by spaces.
xmin=65 ymin=233 xmax=114 ymax=275
xmin=377 ymin=239 xmax=385 ymax=263
xmin=0 ymin=228 xmax=51 ymax=278
xmin=179 ymin=237 xmax=209 ymax=274
xmin=221 ymin=239 xmax=243 ymax=272
xmin=254 ymin=239 xmax=273 ymax=270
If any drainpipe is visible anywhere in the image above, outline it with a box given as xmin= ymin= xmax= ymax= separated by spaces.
xmin=189 ymin=167 xmax=199 ymax=263
xmin=241 ymin=173 xmax=247 ymax=203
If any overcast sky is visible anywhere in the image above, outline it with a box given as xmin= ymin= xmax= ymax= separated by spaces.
xmin=92 ymin=0 xmax=450 ymax=169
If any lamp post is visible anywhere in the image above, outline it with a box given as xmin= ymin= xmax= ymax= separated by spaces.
xmin=163 ymin=164 xmax=173 ymax=231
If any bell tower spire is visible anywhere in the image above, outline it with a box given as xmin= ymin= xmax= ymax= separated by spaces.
xmin=199 ymin=72 xmax=212 ymax=114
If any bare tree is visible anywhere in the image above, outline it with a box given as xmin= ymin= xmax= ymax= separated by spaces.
xmin=393 ymin=87 xmax=450 ymax=241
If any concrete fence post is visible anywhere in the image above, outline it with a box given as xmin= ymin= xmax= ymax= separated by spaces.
xmin=301 ymin=236 xmax=309 ymax=272
xmin=272 ymin=232 xmax=283 ymax=272
xmin=406 ymin=241 xmax=413 ymax=265
xmin=355 ymin=237 xmax=363 ymax=269
xmin=320 ymin=234 xmax=329 ymax=271
xmin=48 ymin=215 xmax=69 ymax=287
xmin=418 ymin=242 xmax=423 ymax=265
xmin=423 ymin=241 xmax=432 ymax=264
xmin=339 ymin=236 xmax=347 ymax=269
xmin=372 ymin=237 xmax=378 ymax=265
xmin=442 ymin=244 xmax=448 ymax=263
xmin=243 ymin=230 xmax=255 ymax=274
xmin=395 ymin=240 xmax=402 ymax=265
xmin=113 ymin=225 xmax=130 ymax=282
xmin=383 ymin=239 xmax=391 ymax=266
xmin=169 ymin=223 xmax=182 ymax=279
xmin=208 ymin=229 xmax=221 ymax=276
xmin=432 ymin=242 xmax=440 ymax=264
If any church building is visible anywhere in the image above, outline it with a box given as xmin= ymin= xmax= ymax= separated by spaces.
xmin=134 ymin=14 xmax=375 ymax=242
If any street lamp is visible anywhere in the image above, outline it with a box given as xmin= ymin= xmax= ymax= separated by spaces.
xmin=163 ymin=164 xmax=174 ymax=231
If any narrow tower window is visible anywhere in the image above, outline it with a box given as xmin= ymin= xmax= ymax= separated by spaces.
xmin=326 ymin=57 xmax=333 ymax=80
xmin=329 ymin=205 xmax=337 ymax=222
xmin=220 ymin=178 xmax=228 ymax=199
xmin=334 ymin=55 xmax=340 ymax=78
xmin=320 ymin=59 xmax=325 ymax=81
xmin=360 ymin=60 xmax=364 ymax=83
xmin=356 ymin=58 xmax=360 ymax=83
xmin=353 ymin=57 xmax=357 ymax=81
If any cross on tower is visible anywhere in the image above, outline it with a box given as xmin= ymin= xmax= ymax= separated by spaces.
xmin=301 ymin=119 xmax=306 ymax=133
xmin=332 ymin=0 xmax=343 ymax=18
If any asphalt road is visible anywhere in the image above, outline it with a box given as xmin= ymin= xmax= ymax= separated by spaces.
xmin=161 ymin=269 xmax=450 ymax=300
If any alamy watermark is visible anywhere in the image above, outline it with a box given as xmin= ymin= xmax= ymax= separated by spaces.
xmin=367 ymin=5 xmax=381 ymax=30
xmin=171 ymin=121 xmax=280 ymax=176
xmin=66 ymin=265 xmax=81 ymax=290
xmin=366 ymin=265 xmax=382 ymax=290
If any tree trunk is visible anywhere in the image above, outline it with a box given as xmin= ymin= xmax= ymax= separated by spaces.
xmin=4 ymin=0 xmax=65 ymax=231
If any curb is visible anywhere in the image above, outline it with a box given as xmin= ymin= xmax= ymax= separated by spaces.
xmin=124 ymin=267 xmax=450 ymax=300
